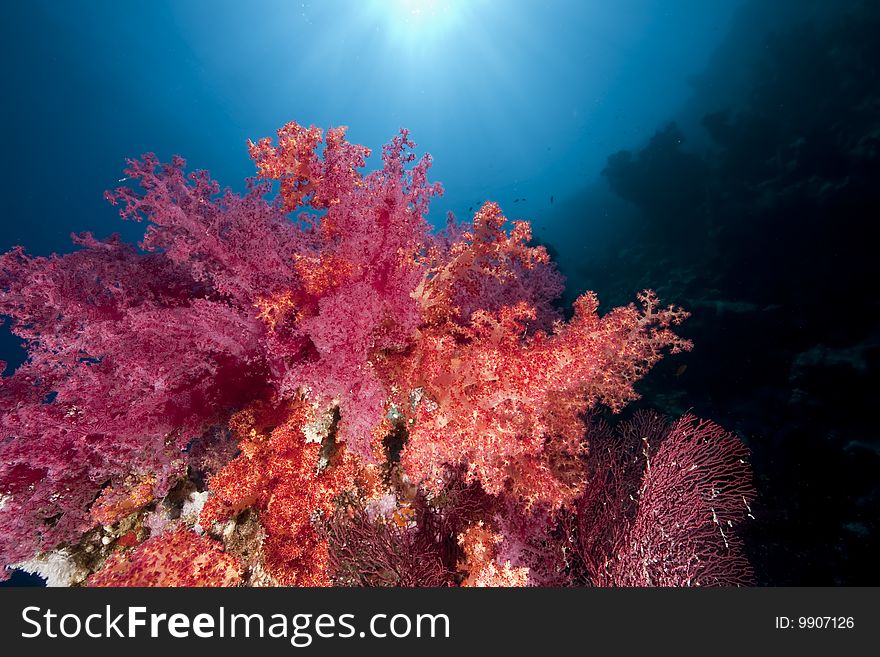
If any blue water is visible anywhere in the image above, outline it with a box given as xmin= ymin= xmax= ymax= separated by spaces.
xmin=1 ymin=1 xmax=746 ymax=250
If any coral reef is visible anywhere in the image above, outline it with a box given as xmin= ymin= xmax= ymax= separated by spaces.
xmin=0 ymin=120 xmax=752 ymax=586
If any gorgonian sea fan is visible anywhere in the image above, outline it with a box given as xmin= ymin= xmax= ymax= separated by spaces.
xmin=0 ymin=119 xmax=745 ymax=587
xmin=548 ymin=412 xmax=757 ymax=587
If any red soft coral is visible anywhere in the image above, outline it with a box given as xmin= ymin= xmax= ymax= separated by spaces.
xmin=87 ymin=527 xmax=241 ymax=587
xmin=414 ymin=201 xmax=564 ymax=330
xmin=398 ymin=290 xmax=691 ymax=508
xmin=201 ymin=398 xmax=367 ymax=586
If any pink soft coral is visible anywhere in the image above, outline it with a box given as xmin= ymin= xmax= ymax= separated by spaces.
xmin=0 ymin=233 xmax=264 ymax=571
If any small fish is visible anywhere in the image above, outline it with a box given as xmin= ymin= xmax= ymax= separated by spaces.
xmin=674 ymin=364 xmax=688 ymax=377
xmin=468 ymin=206 xmax=473 ymax=213
xmin=550 ymin=195 xmax=554 ymax=204
xmin=513 ymin=198 xmax=519 ymax=203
